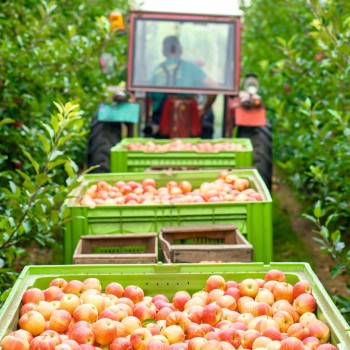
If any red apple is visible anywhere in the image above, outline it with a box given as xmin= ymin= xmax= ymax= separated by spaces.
xmin=124 ymin=285 xmax=144 ymax=304
xmin=205 ymin=275 xmax=226 ymax=292
xmin=280 ymin=336 xmax=305 ymax=350
xmin=241 ymin=329 xmax=261 ymax=349
xmin=0 ymin=334 xmax=29 ymax=350
xmin=241 ymin=300 xmax=272 ymax=317
xmin=264 ymin=269 xmax=286 ymax=283
xmin=308 ymin=321 xmax=330 ymax=344
xmin=188 ymin=336 xmax=207 ymax=350
xmin=292 ymin=293 xmax=317 ymax=314
xmin=262 ymin=327 xmax=283 ymax=341
xmin=200 ymin=339 xmax=223 ymax=350
xmin=293 ymin=280 xmax=313 ymax=299
xmin=183 ymin=305 xmax=204 ymax=324
xmin=80 ymin=293 xmax=105 ymax=315
xmin=49 ymin=278 xmax=67 ymax=289
xmin=252 ymin=335 xmax=273 ymax=349
xmin=156 ymin=306 xmax=174 ymax=321
xmin=44 ymin=286 xmax=63 ymax=302
xmin=121 ymin=315 xmax=142 ymax=335
xmin=273 ymin=310 xmax=295 ymax=333
xmin=255 ymin=288 xmax=275 ymax=306
xmin=168 ymin=343 xmax=187 ymax=350
xmin=145 ymin=339 xmax=169 ymax=350
xmin=216 ymin=295 xmax=237 ymax=311
xmin=69 ymin=325 xmax=95 ymax=345
xmin=27 ymin=334 xmax=56 ymax=349
xmin=34 ymin=300 xmax=55 ymax=321
xmin=286 ymin=322 xmax=310 ymax=340
xmin=134 ymin=303 xmax=157 ymax=322
xmin=106 ymin=282 xmax=124 ymax=298
xmin=172 ymin=291 xmax=191 ymax=311
xmin=185 ymin=323 xmax=206 ymax=339
xmin=18 ymin=310 xmax=46 ymax=336
xmin=92 ymin=318 xmax=118 ymax=345
xmin=72 ymin=303 xmax=98 ymax=323
xmin=61 ymin=339 xmax=80 ymax=350
xmin=224 ymin=287 xmax=241 ymax=301
xmin=218 ymin=327 xmax=241 ymax=348
xmin=201 ymin=303 xmax=223 ymax=326
xmin=22 ymin=288 xmax=45 ymax=305
xmin=49 ymin=309 xmax=72 ymax=333
xmin=110 ymin=337 xmax=133 ymax=350
xmin=248 ymin=315 xmax=279 ymax=333
xmin=82 ymin=277 xmax=102 ymax=292
xmin=166 ymin=311 xmax=191 ymax=331
xmin=317 ymin=344 xmax=338 ymax=350
xmin=272 ymin=282 xmax=294 ymax=304
xmin=63 ymin=280 xmax=85 ymax=296
xmin=9 ymin=329 xmax=33 ymax=344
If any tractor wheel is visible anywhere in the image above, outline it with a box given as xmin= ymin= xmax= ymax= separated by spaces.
xmin=237 ymin=123 xmax=273 ymax=191
xmin=87 ymin=114 xmax=121 ymax=173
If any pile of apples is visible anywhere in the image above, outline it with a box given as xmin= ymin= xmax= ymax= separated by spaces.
xmin=76 ymin=172 xmax=263 ymax=208
xmin=0 ymin=269 xmax=338 ymax=350
xmin=125 ymin=140 xmax=246 ymax=153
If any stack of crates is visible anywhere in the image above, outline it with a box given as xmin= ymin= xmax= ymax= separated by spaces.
xmin=65 ymin=136 xmax=270 ymax=264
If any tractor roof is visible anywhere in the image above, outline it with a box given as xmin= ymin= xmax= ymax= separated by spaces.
xmin=131 ymin=0 xmax=243 ymax=17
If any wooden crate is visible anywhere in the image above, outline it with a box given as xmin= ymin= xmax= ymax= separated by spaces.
xmin=73 ymin=233 xmax=158 ymax=264
xmin=159 ymin=224 xmax=253 ymax=263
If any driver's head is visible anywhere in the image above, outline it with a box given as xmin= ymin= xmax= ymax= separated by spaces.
xmin=162 ymin=35 xmax=182 ymax=57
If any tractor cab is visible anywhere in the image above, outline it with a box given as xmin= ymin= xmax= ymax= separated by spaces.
xmin=127 ymin=0 xmax=244 ymax=138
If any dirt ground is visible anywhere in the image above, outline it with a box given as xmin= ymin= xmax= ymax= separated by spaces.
xmin=274 ymin=177 xmax=348 ymax=297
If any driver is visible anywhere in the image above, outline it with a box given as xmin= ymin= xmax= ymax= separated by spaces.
xmin=146 ymin=35 xmax=217 ymax=138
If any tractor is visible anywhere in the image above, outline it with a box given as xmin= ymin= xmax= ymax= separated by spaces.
xmin=87 ymin=0 xmax=272 ymax=189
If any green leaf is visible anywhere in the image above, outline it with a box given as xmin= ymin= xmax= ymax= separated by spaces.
xmin=331 ymin=264 xmax=346 ymax=278
xmin=53 ymin=101 xmax=64 ymax=114
xmin=314 ymin=201 xmax=322 ymax=218
xmin=38 ymin=133 xmax=51 ymax=153
xmin=302 ymin=214 xmax=317 ymax=224
xmin=0 ymin=118 xmax=15 ymax=126
xmin=320 ymin=226 xmax=329 ymax=239
xmin=22 ymin=150 xmax=39 ymax=174
xmin=36 ymin=174 xmax=48 ymax=187
xmin=40 ymin=122 xmax=55 ymax=139
xmin=48 ymin=158 xmax=67 ymax=171
xmin=64 ymin=159 xmax=77 ymax=179
xmin=331 ymin=230 xmax=341 ymax=244
xmin=51 ymin=114 xmax=60 ymax=134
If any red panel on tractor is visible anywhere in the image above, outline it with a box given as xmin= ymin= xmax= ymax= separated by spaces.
xmin=159 ymin=97 xmax=201 ymax=138
xmin=234 ymin=107 xmax=266 ymax=126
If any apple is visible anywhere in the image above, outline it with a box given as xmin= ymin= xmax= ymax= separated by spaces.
xmin=292 ymin=293 xmax=317 ymax=314
xmin=248 ymin=315 xmax=279 ymax=333
xmin=261 ymin=327 xmax=282 ymax=341
xmin=27 ymin=334 xmax=56 ymax=349
xmin=218 ymin=327 xmax=241 ymax=348
xmin=69 ymin=325 xmax=95 ymax=345
xmin=162 ymin=325 xmax=186 ymax=344
xmin=55 ymin=344 xmax=75 ymax=350
xmin=317 ymin=344 xmax=338 ymax=350
xmin=286 ymin=322 xmax=310 ymax=340
xmin=40 ymin=329 xmax=61 ymax=346
xmin=134 ymin=303 xmax=157 ymax=322
xmin=233 ymin=178 xmax=249 ymax=192
xmin=302 ymin=336 xmax=321 ymax=349
xmin=200 ymin=339 xmax=224 ymax=350
xmin=114 ymin=320 xmax=128 ymax=338
xmin=236 ymin=312 xmax=254 ymax=325
xmin=239 ymin=279 xmax=259 ymax=298
xmin=272 ymin=300 xmax=300 ymax=322
xmin=0 ymin=334 xmax=29 ymax=350
xmin=188 ymin=336 xmax=207 ymax=350
xmin=18 ymin=310 xmax=46 ymax=336
xmin=264 ymin=280 xmax=279 ymax=293
xmin=208 ymin=291 xmax=226 ymax=305
xmin=168 ymin=343 xmax=188 ymax=350
xmin=237 ymin=296 xmax=254 ymax=313
xmin=221 ymin=308 xmax=239 ymax=323
xmin=265 ymin=340 xmax=282 ymax=350
xmin=215 ymin=320 xmax=232 ymax=330
xmin=61 ymin=339 xmax=81 ymax=350
xmin=49 ymin=278 xmax=68 ymax=289
xmin=252 ymin=335 xmax=273 ymax=349
xmin=241 ymin=300 xmax=272 ymax=317
xmin=230 ymin=321 xmax=248 ymax=331
xmin=255 ymin=288 xmax=275 ymax=306
xmin=204 ymin=330 xmax=220 ymax=341
xmin=110 ymin=336 xmax=133 ymax=350
xmin=201 ymin=303 xmax=223 ymax=326
xmin=49 ymin=309 xmax=72 ymax=333
xmin=308 ymin=320 xmax=330 ymax=343
xmin=72 ymin=303 xmax=99 ymax=323
xmin=241 ymin=329 xmax=261 ymax=349
xmin=272 ymin=282 xmax=294 ymax=304
xmin=273 ymin=310 xmax=295 ymax=333
xmin=205 ymin=275 xmax=226 ymax=292
xmin=224 ymin=287 xmax=241 ymax=301
xmin=59 ymin=293 xmax=81 ymax=315
xmin=172 ymin=291 xmax=191 ymax=311
xmin=9 ymin=329 xmax=33 ymax=344
xmin=124 ymin=285 xmax=144 ymax=304
xmin=165 ymin=311 xmax=191 ymax=331
xmin=219 ymin=341 xmax=235 ymax=350
xmin=20 ymin=302 xmax=36 ymax=317
xmin=280 ymin=336 xmax=305 ymax=350
xmin=264 ymin=270 xmax=286 ymax=283
xmin=44 ymin=286 xmax=63 ymax=302
xmin=145 ymin=339 xmax=169 ymax=350
xmin=22 ymin=288 xmax=45 ymax=305
xmin=82 ymin=277 xmax=102 ymax=292
xmin=106 ymin=282 xmax=124 ymax=298
xmin=121 ymin=315 xmax=142 ymax=335
xmin=183 ymin=305 xmax=204 ymax=324
xmin=34 ymin=300 xmax=55 ymax=320
xmin=156 ymin=306 xmax=175 ymax=321
xmin=63 ymin=280 xmax=85 ymax=296
xmin=65 ymin=320 xmax=91 ymax=338
xmin=184 ymin=297 xmax=206 ymax=309
xmin=80 ymin=293 xmax=106 ymax=315
xmin=92 ymin=318 xmax=118 ymax=345
xmin=185 ymin=323 xmax=205 ymax=339
xmin=79 ymin=344 xmax=96 ymax=350
xmin=293 ymin=280 xmax=312 ymax=299
xmin=115 ymin=299 xmax=134 ymax=315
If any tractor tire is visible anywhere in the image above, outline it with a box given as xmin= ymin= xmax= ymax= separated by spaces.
xmin=87 ymin=114 xmax=121 ymax=173
xmin=237 ymin=123 xmax=273 ymax=191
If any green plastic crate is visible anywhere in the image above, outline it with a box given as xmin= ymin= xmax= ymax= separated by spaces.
xmin=0 ymin=263 xmax=349 ymax=348
xmin=65 ymin=169 xmax=272 ymax=264
xmin=110 ymin=138 xmax=253 ymax=172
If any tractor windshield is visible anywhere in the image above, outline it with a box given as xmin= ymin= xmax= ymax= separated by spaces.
xmin=128 ymin=13 xmax=240 ymax=94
